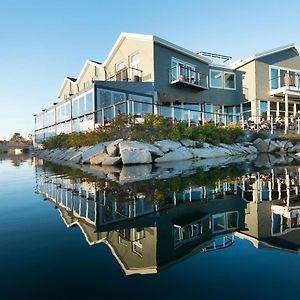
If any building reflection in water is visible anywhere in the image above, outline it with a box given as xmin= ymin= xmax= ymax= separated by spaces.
xmin=34 ymin=159 xmax=300 ymax=275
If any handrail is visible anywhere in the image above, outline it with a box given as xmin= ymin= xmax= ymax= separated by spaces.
xmin=106 ymin=67 xmax=143 ymax=82
xmin=35 ymin=99 xmax=243 ymax=134
xmin=169 ymin=65 xmax=208 ymax=88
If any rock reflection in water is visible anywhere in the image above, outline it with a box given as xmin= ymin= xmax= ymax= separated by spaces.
xmin=34 ymin=157 xmax=300 ymax=275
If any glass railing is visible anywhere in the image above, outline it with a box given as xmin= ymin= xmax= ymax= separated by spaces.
xmin=106 ymin=67 xmax=143 ymax=82
xmin=169 ymin=65 xmax=208 ymax=89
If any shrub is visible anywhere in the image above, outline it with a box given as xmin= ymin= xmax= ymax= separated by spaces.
xmin=42 ymin=114 xmax=244 ymax=148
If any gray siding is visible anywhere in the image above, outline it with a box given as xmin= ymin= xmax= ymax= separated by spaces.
xmin=153 ymin=43 xmax=210 ymax=102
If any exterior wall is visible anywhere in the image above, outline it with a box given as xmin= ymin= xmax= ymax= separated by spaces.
xmin=77 ymin=64 xmax=105 ymax=91
xmin=208 ymin=65 xmax=245 ymax=106
xmin=104 ymin=37 xmax=154 ymax=82
xmin=154 ymin=43 xmax=209 ymax=102
xmin=59 ymin=80 xmax=77 ymax=102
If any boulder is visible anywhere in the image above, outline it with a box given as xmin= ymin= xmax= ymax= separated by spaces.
xmin=254 ymin=139 xmax=270 ymax=153
xmin=155 ymin=140 xmax=182 ymax=153
xmin=189 ymin=146 xmax=229 ymax=158
xmin=180 ymin=139 xmax=197 ymax=147
xmin=102 ymin=156 xmax=122 ymax=166
xmin=268 ymin=140 xmax=280 ymax=153
xmin=119 ymin=140 xmax=163 ymax=157
xmin=81 ymin=143 xmax=106 ymax=163
xmin=90 ymin=153 xmax=110 ymax=165
xmin=106 ymin=139 xmax=123 ymax=157
xmin=155 ymin=147 xmax=193 ymax=163
xmin=121 ymin=149 xmax=152 ymax=165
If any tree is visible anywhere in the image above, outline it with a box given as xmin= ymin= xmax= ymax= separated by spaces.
xmin=9 ymin=133 xmax=26 ymax=144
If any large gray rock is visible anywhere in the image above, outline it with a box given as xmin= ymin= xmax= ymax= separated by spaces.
xmin=180 ymin=139 xmax=197 ymax=147
xmin=254 ymin=139 xmax=270 ymax=153
xmin=189 ymin=146 xmax=229 ymax=158
xmin=90 ymin=153 xmax=110 ymax=165
xmin=106 ymin=139 xmax=123 ymax=157
xmin=81 ymin=143 xmax=106 ymax=163
xmin=121 ymin=149 xmax=152 ymax=165
xmin=119 ymin=140 xmax=163 ymax=157
xmin=155 ymin=147 xmax=193 ymax=163
xmin=102 ymin=156 xmax=122 ymax=166
xmin=268 ymin=140 xmax=280 ymax=153
xmin=155 ymin=140 xmax=182 ymax=153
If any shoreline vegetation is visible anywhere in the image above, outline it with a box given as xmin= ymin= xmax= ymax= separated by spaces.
xmin=43 ymin=114 xmax=244 ymax=149
xmin=35 ymin=114 xmax=300 ymax=167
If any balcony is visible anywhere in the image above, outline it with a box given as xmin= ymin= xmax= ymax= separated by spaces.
xmin=169 ymin=65 xmax=208 ymax=90
xmin=270 ymin=71 xmax=300 ymax=99
xmin=106 ymin=67 xmax=143 ymax=82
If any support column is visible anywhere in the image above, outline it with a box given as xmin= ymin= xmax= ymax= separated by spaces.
xmin=276 ymin=101 xmax=280 ymax=121
xmin=294 ymin=103 xmax=297 ymax=117
xmin=221 ymin=105 xmax=225 ymax=126
xmin=285 ymin=93 xmax=289 ymax=134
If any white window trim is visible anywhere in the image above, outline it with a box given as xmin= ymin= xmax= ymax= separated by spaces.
xmin=209 ymin=69 xmax=236 ymax=90
xmin=269 ymin=65 xmax=300 ymax=90
xmin=210 ymin=69 xmax=224 ymax=89
xmin=115 ymin=60 xmax=125 ymax=72
xmin=224 ymin=71 xmax=236 ymax=90
xmin=171 ymin=57 xmax=196 ymax=70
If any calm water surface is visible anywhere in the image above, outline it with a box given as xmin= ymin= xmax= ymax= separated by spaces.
xmin=1 ymin=154 xmax=300 ymax=300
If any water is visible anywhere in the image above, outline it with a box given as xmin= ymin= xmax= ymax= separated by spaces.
xmin=1 ymin=154 xmax=300 ymax=300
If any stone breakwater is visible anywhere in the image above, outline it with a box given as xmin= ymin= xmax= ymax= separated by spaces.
xmin=34 ymin=138 xmax=300 ymax=166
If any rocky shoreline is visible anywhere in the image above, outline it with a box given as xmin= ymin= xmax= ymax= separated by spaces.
xmin=34 ymin=137 xmax=300 ymax=167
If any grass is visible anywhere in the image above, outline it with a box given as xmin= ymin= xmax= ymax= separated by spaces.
xmin=42 ymin=114 xmax=244 ymax=149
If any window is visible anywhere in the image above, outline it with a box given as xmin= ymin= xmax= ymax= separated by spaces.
xmin=210 ymin=70 xmax=223 ymax=88
xmin=224 ymin=72 xmax=236 ymax=89
xmin=270 ymin=67 xmax=279 ymax=89
xmin=79 ymin=97 xmax=85 ymax=116
xmin=210 ymin=70 xmax=236 ymax=89
xmin=85 ymin=93 xmax=93 ymax=113
xmin=171 ymin=57 xmax=196 ymax=82
xmin=72 ymin=99 xmax=79 ymax=117
xmin=115 ymin=61 xmax=125 ymax=72
xmin=129 ymin=94 xmax=153 ymax=117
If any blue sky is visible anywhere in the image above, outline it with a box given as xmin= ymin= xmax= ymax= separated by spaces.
xmin=1 ymin=0 xmax=300 ymax=140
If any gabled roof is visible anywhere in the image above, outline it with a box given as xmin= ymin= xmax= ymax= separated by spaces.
xmin=103 ymin=32 xmax=211 ymax=66
xmin=233 ymin=43 xmax=300 ymax=69
xmin=57 ymin=60 xmax=103 ymax=98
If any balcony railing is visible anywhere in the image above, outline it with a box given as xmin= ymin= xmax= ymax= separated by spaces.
xmin=106 ymin=67 xmax=143 ymax=82
xmin=169 ymin=65 xmax=208 ymax=90
xmin=270 ymin=73 xmax=300 ymax=95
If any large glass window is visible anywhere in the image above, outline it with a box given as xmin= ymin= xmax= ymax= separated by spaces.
xmin=129 ymin=94 xmax=153 ymax=117
xmin=210 ymin=70 xmax=223 ymax=88
xmin=72 ymin=99 xmax=79 ymax=117
xmin=85 ymin=93 xmax=93 ymax=113
xmin=224 ymin=72 xmax=235 ymax=89
xmin=210 ymin=70 xmax=236 ymax=89
xmin=270 ymin=68 xmax=279 ymax=89
xmin=65 ymin=102 xmax=71 ymax=119
xmin=79 ymin=97 xmax=85 ymax=116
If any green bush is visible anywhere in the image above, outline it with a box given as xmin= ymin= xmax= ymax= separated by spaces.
xmin=42 ymin=114 xmax=244 ymax=149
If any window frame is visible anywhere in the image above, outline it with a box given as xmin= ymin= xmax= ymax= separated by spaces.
xmin=209 ymin=69 xmax=236 ymax=90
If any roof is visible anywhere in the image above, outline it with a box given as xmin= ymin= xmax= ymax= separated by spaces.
xmin=103 ymin=32 xmax=212 ymax=66
xmin=233 ymin=43 xmax=300 ymax=69
xmin=57 ymin=60 xmax=103 ymax=98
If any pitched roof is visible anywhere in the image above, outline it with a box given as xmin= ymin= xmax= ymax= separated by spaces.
xmin=233 ymin=43 xmax=300 ymax=69
xmin=103 ymin=32 xmax=211 ymax=66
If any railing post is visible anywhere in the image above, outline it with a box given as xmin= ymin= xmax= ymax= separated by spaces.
xmin=113 ymin=104 xmax=116 ymax=118
xmin=127 ymin=100 xmax=130 ymax=115
xmin=188 ymin=110 xmax=191 ymax=127
xmin=298 ymin=117 xmax=300 ymax=135
xmin=271 ymin=116 xmax=274 ymax=135
xmin=241 ymin=114 xmax=244 ymax=131
xmin=102 ymin=108 xmax=104 ymax=125
xmin=171 ymin=105 xmax=175 ymax=124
